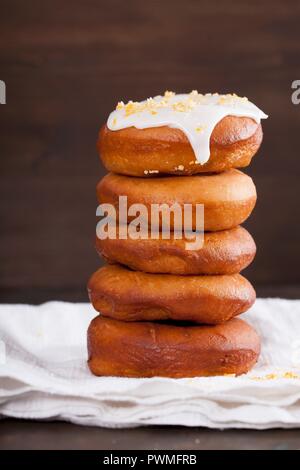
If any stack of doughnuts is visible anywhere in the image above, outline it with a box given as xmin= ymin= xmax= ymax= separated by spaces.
xmin=88 ymin=91 xmax=268 ymax=378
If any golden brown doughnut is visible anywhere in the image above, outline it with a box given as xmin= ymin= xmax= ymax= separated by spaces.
xmin=87 ymin=316 xmax=260 ymax=377
xmin=96 ymin=225 xmax=256 ymax=275
xmin=88 ymin=264 xmax=256 ymax=324
xmin=97 ymin=169 xmax=257 ymax=232
xmin=98 ymin=117 xmax=263 ymax=177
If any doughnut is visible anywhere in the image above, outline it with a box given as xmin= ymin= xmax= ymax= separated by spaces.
xmin=96 ymin=226 xmax=256 ymax=275
xmin=98 ymin=118 xmax=263 ymax=177
xmin=96 ymin=169 xmax=257 ymax=232
xmin=87 ymin=264 xmax=256 ymax=324
xmin=87 ymin=316 xmax=260 ymax=377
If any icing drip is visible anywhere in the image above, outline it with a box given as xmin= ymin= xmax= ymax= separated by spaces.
xmin=107 ymin=91 xmax=268 ymax=165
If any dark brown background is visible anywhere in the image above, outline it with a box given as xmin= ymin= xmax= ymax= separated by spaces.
xmin=1 ymin=0 xmax=300 ymax=303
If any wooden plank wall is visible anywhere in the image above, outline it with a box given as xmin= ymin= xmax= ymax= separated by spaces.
xmin=1 ymin=0 xmax=300 ymax=302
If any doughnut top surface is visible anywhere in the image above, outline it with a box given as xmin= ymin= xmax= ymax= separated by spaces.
xmin=106 ymin=91 xmax=267 ymax=164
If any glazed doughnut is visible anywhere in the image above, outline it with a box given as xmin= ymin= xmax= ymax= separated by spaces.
xmin=87 ymin=316 xmax=260 ymax=377
xmin=97 ymin=169 xmax=257 ymax=232
xmin=96 ymin=226 xmax=256 ymax=275
xmin=98 ymin=118 xmax=263 ymax=177
xmin=88 ymin=264 xmax=256 ymax=324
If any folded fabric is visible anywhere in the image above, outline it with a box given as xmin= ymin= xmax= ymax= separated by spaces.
xmin=1 ymin=299 xmax=300 ymax=429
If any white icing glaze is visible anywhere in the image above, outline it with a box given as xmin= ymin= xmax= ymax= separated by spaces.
xmin=107 ymin=91 xmax=268 ymax=164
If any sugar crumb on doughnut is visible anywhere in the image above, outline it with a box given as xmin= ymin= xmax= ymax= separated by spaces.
xmin=88 ymin=264 xmax=256 ymax=324
xmin=87 ymin=316 xmax=261 ymax=378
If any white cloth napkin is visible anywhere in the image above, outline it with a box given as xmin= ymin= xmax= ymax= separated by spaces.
xmin=1 ymin=299 xmax=300 ymax=429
